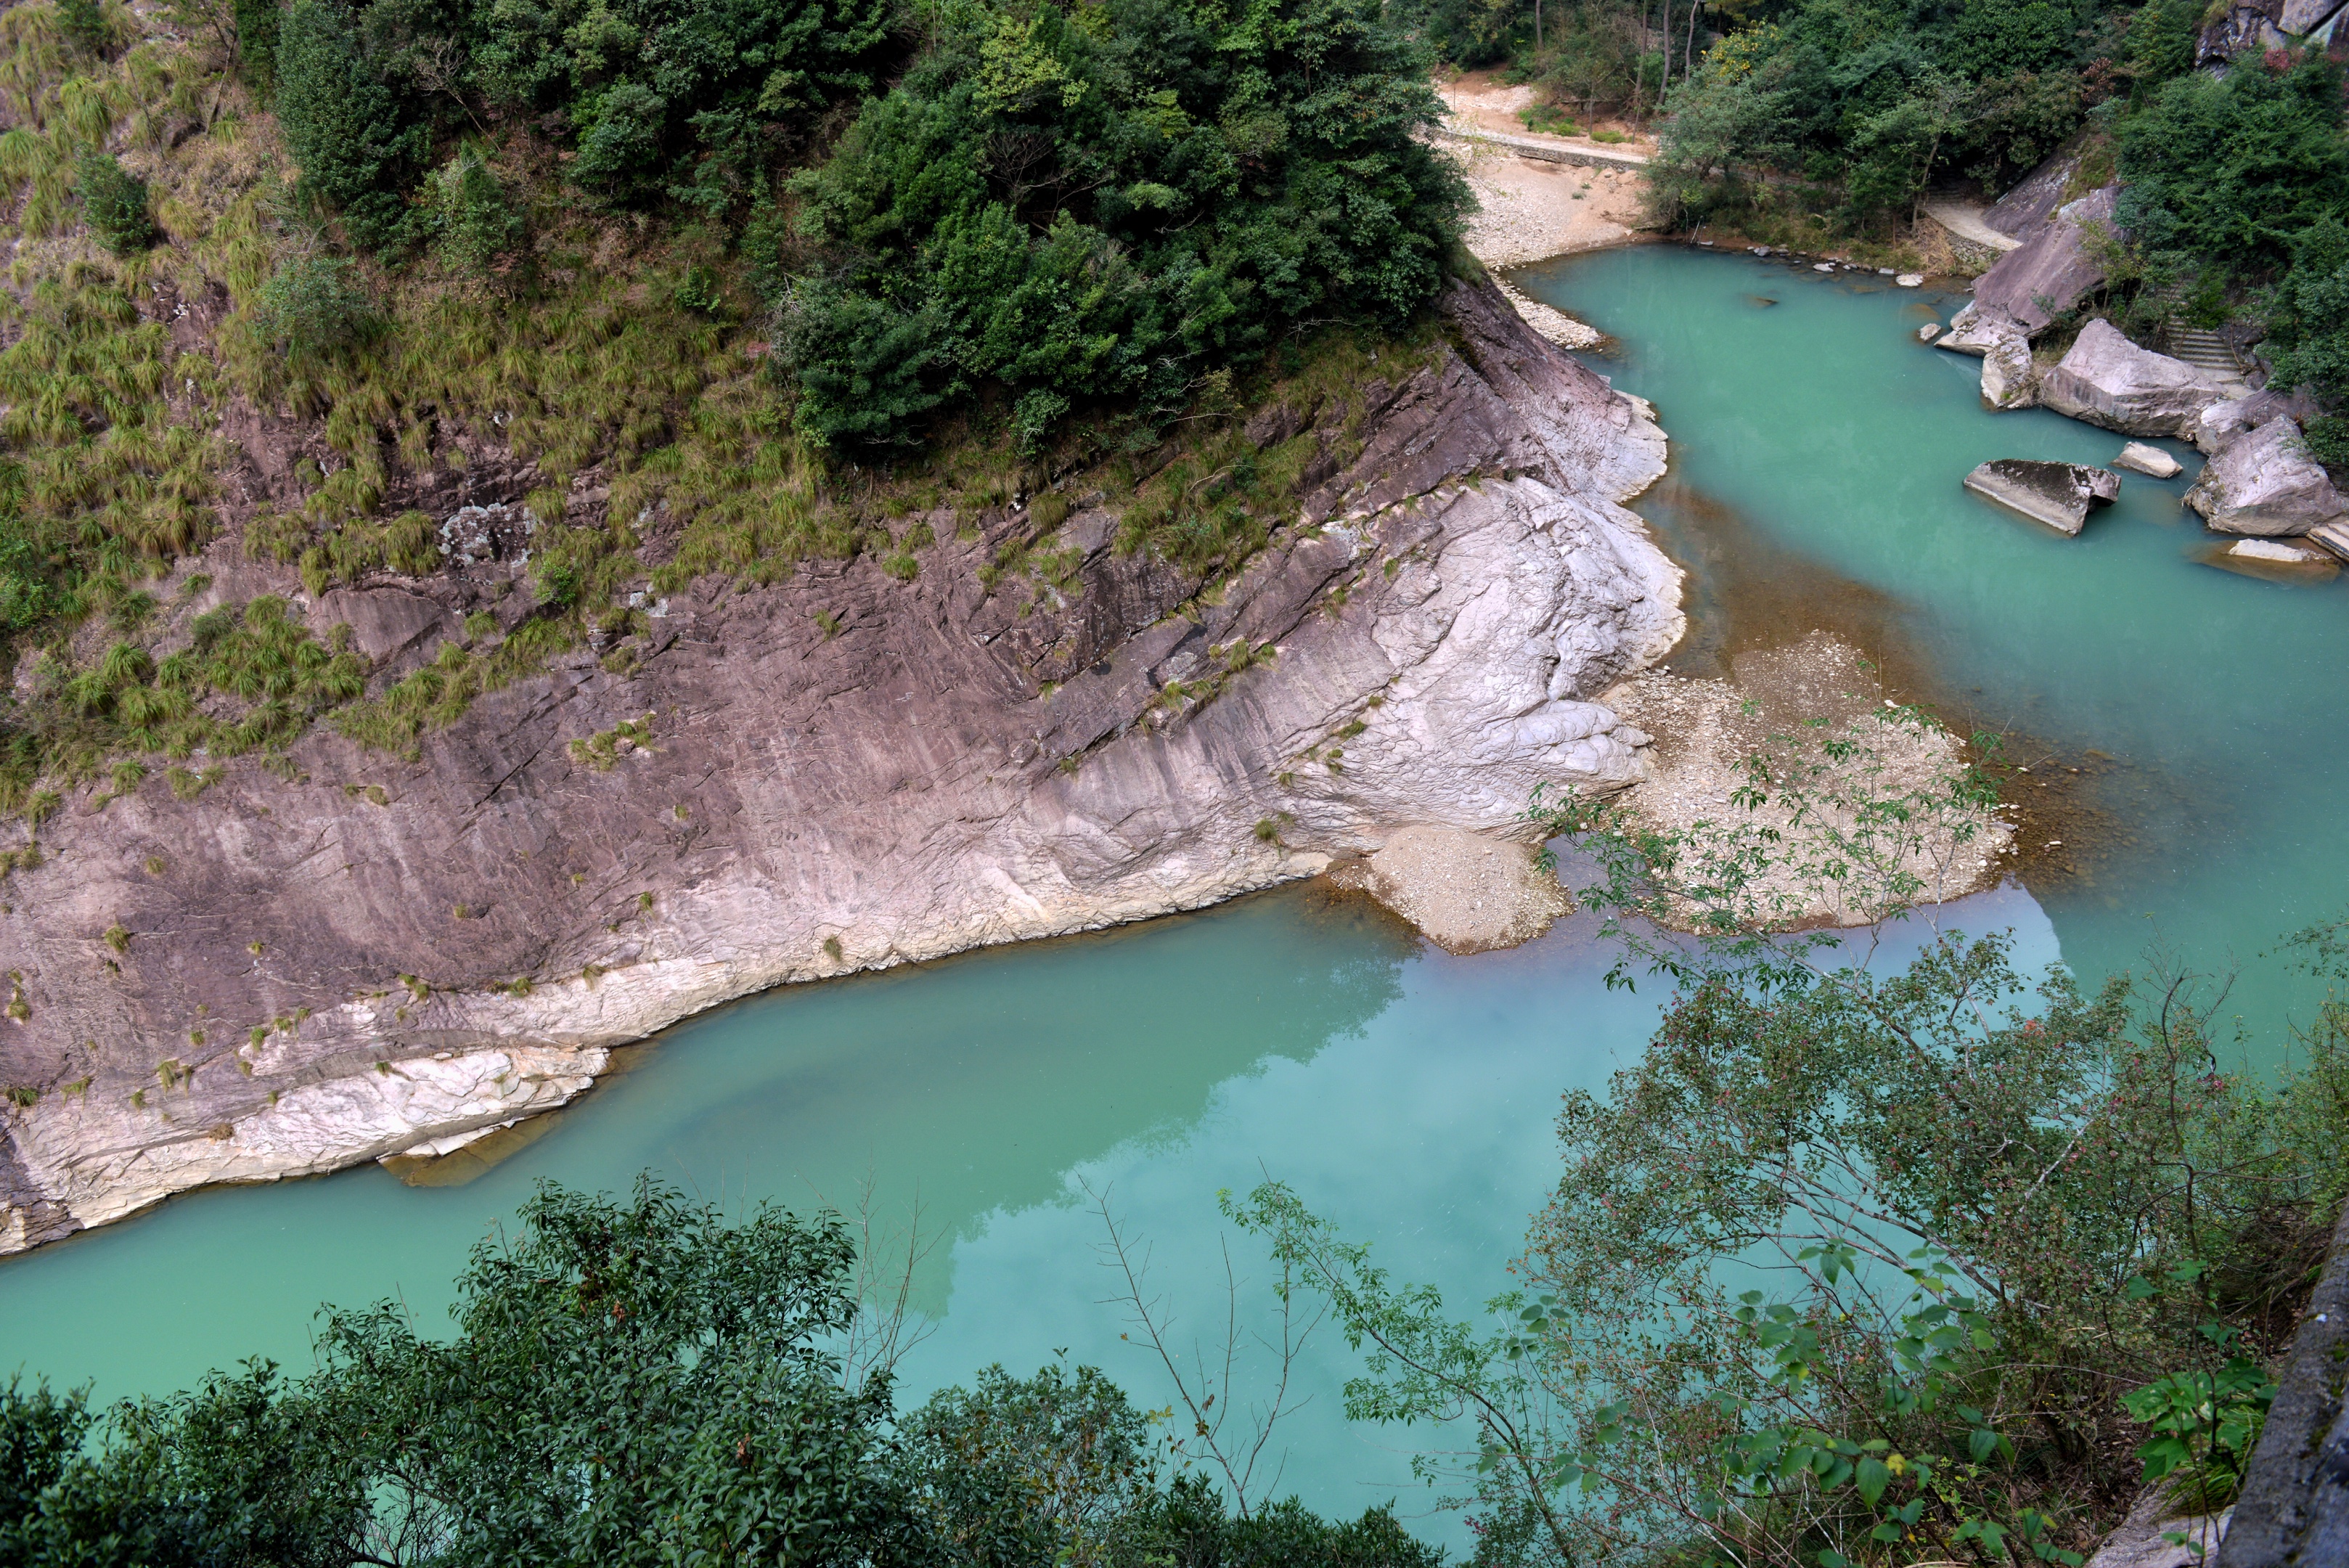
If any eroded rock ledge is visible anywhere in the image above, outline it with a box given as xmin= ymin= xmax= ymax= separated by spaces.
xmin=0 ymin=279 xmax=1680 ymax=1254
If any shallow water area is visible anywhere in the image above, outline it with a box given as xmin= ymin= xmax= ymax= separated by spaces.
xmin=2 ymin=243 xmax=2342 ymax=1548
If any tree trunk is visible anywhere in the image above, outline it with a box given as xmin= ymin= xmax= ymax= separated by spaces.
xmin=1684 ymin=0 xmax=1700 ymax=80
xmin=1535 ymin=0 xmax=1543 ymax=50
xmin=1660 ymin=0 xmax=1672 ymax=96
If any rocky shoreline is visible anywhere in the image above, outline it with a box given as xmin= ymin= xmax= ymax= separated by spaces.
xmin=1924 ymin=145 xmax=2349 ymax=552
xmin=0 ymin=277 xmax=1684 ymax=1254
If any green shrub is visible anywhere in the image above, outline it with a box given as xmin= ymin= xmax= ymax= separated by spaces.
xmin=73 ymin=152 xmax=156 ymax=255
xmin=274 ymin=0 xmax=427 ymax=250
xmin=2119 ymin=53 xmax=2349 ymax=276
xmin=58 ymin=0 xmax=108 ymax=55
xmin=234 ymin=0 xmax=281 ymax=91
xmin=248 ymin=256 xmax=378 ymax=360
xmin=425 ymin=147 xmax=526 ymax=277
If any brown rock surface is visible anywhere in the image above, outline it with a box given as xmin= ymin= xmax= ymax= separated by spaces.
xmin=0 ymin=279 xmax=1682 ymax=1253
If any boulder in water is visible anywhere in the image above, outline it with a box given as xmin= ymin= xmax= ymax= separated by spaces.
xmin=1963 ymin=459 xmax=2121 ymax=535
xmin=2228 ymin=538 xmax=2335 ymax=565
xmin=2037 ymin=319 xmax=2234 ymax=439
xmin=1936 ymin=302 xmax=2014 ymax=356
xmin=2184 ymin=417 xmax=2349 ymax=536
xmin=1981 ymin=335 xmax=2038 ymax=411
xmin=2114 ymin=442 xmax=2183 ymax=479
xmin=1896 ymin=273 xmax=1924 ymax=287
xmin=1917 ymin=322 xmax=1942 ymax=342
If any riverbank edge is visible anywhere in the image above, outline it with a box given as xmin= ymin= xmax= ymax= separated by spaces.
xmin=0 ymin=277 xmax=1684 ymax=1255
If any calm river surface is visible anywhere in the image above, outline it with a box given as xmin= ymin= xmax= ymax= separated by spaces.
xmin=3 ymin=246 xmax=2342 ymax=1543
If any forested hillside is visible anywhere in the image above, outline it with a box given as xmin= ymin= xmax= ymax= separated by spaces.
xmin=1410 ymin=0 xmax=2349 ymax=467
xmin=0 ymin=0 xmax=1467 ymax=820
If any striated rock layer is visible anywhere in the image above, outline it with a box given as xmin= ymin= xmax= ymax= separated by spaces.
xmin=0 ymin=279 xmax=1680 ymax=1254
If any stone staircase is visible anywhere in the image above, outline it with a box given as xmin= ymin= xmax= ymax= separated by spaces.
xmin=2164 ymin=323 xmax=2244 ymax=379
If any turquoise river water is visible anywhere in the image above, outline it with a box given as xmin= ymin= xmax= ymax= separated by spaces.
xmin=2 ymin=245 xmax=2344 ymax=1543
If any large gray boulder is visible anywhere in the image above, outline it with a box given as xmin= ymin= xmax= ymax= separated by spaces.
xmin=2184 ymin=417 xmax=2349 ymax=536
xmin=1981 ymin=333 xmax=2039 ymax=410
xmin=2038 ymin=319 xmax=2234 ymax=439
xmin=1937 ymin=302 xmax=2017 ymax=356
xmin=1967 ymin=185 xmax=2120 ymax=335
xmin=2196 ymin=384 xmax=2324 ymax=455
xmin=2280 ymin=0 xmax=2344 ymax=31
xmin=2113 ymin=442 xmax=2183 ymax=479
xmin=1963 ymin=460 xmax=2121 ymax=535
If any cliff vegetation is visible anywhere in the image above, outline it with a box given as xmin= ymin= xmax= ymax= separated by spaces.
xmin=0 ymin=0 xmax=1469 ymax=824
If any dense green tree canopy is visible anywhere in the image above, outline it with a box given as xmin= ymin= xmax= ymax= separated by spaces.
xmin=777 ymin=0 xmax=1466 ymax=449
xmin=0 ymin=1180 xmax=1442 ymax=1566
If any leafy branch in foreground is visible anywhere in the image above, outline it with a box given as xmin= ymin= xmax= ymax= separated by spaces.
xmin=1526 ymin=703 xmax=2006 ymax=994
xmin=1231 ymin=711 xmax=2345 ymax=1567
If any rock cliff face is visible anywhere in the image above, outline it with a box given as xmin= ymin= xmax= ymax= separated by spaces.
xmin=0 ymin=278 xmax=1680 ymax=1254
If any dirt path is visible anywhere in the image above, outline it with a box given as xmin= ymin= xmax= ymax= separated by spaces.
xmin=1434 ymin=70 xmax=1656 ymax=270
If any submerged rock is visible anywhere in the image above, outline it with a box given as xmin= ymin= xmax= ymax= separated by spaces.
xmin=1963 ymin=459 xmax=2122 ymax=535
xmin=1335 ymin=824 xmax=1570 ymax=954
xmin=2184 ymin=417 xmax=2349 ymax=536
xmin=1980 ymin=334 xmax=2039 ymax=410
xmin=2226 ymin=538 xmax=2337 ymax=567
xmin=2114 ymin=442 xmax=2184 ymax=479
xmin=2037 ymin=319 xmax=2234 ymax=439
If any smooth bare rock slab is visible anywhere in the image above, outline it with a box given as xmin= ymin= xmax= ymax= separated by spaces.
xmin=1964 ymin=459 xmax=2121 ymax=535
xmin=0 ymin=277 xmax=1687 ymax=1255
xmin=2113 ymin=441 xmax=2183 ymax=478
xmin=2311 ymin=518 xmax=2349 ymax=561
xmin=2184 ymin=417 xmax=2349 ymax=536
xmin=1981 ymin=334 xmax=2039 ymax=410
xmin=2038 ymin=319 xmax=2233 ymax=439
xmin=1341 ymin=825 xmax=1569 ymax=954
xmin=2281 ymin=0 xmax=2344 ymax=31
xmin=1969 ymin=185 xmax=2120 ymax=335
xmin=1983 ymin=129 xmax=2098 ymax=238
